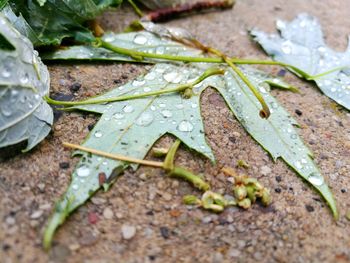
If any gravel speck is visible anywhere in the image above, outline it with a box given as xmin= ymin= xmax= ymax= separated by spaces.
xmin=30 ymin=210 xmax=43 ymax=219
xmin=160 ymin=226 xmax=170 ymax=239
xmin=121 ymin=224 xmax=136 ymax=240
xmin=228 ymin=248 xmax=241 ymax=258
xmin=103 ymin=207 xmax=114 ymax=219
xmin=260 ymin=165 xmax=272 ymax=176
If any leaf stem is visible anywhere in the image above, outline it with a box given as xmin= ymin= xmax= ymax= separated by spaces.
xmin=44 ymin=67 xmax=225 ymax=106
xmin=63 ymin=142 xmax=164 ymax=168
xmin=127 ymin=0 xmax=144 ymax=17
xmin=206 ymin=47 xmax=270 ymax=118
xmin=168 ymin=166 xmax=210 ymax=191
xmin=163 ymin=139 xmax=181 ymax=171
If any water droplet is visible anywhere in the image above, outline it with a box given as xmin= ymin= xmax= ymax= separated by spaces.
xmin=134 ymin=34 xmax=148 ymax=45
xmin=1 ymin=106 xmax=12 ymax=117
xmin=299 ymin=20 xmax=306 ymax=27
xmin=163 ymin=72 xmax=182 ymax=83
xmin=77 ymin=165 xmax=90 ymax=177
xmin=290 ymin=134 xmax=297 ymax=140
xmin=161 ymin=110 xmax=172 ymax=118
xmin=150 ymin=106 xmax=156 ymax=111
xmin=123 ymin=105 xmax=134 ymax=113
xmin=308 ymin=172 xmax=324 ymax=186
xmin=177 ymin=120 xmax=194 ymax=132
xmin=20 ymin=74 xmax=29 ymax=84
xmin=191 ymin=103 xmax=198 ymax=108
xmin=159 ymin=103 xmax=166 ymax=108
xmin=156 ymin=46 xmax=165 ymax=54
xmin=301 ymin=159 xmax=307 ymax=164
xmin=132 ymin=80 xmax=145 ymax=87
xmin=276 ymin=20 xmax=286 ymax=29
xmin=143 ymin=87 xmax=151 ymax=92
xmin=324 ymin=80 xmax=331 ymax=86
xmin=72 ymin=184 xmax=79 ymax=190
xmin=1 ymin=68 xmax=11 ymax=78
xmin=104 ymin=35 xmax=115 ymax=42
xmin=175 ymin=104 xmax=184 ymax=109
xmin=259 ymin=86 xmax=267 ymax=93
xmin=295 ymin=161 xmax=303 ymax=169
xmin=281 ymin=41 xmax=292 ymax=54
xmin=94 ymin=131 xmax=103 ymax=138
xmin=331 ymin=87 xmax=336 ymax=92
xmin=113 ymin=112 xmax=124 ymax=119
xmin=145 ymin=72 xmax=156 ymax=80
xmin=317 ymin=46 xmax=326 ymax=53
xmin=136 ymin=112 xmax=154 ymax=126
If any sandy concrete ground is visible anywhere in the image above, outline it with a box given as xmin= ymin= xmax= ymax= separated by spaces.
xmin=1 ymin=0 xmax=350 ymax=262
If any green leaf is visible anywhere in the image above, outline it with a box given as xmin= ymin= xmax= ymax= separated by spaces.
xmin=1 ymin=0 xmax=122 ymax=46
xmin=44 ymin=30 xmax=337 ymax=248
xmin=251 ymin=13 xmax=350 ymax=110
xmin=0 ymin=14 xmax=53 ymax=151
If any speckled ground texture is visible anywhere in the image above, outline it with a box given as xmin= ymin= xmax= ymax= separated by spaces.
xmin=1 ymin=0 xmax=350 ymax=262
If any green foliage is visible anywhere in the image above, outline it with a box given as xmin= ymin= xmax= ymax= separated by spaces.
xmin=252 ymin=13 xmax=350 ymax=110
xmin=0 ymin=14 xmax=52 ymax=151
xmin=1 ymin=0 xmax=122 ymax=46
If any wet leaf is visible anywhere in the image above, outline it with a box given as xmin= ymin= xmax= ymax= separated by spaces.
xmin=44 ymin=30 xmax=337 ymax=248
xmin=251 ymin=13 xmax=350 ymax=110
xmin=0 ymin=14 xmax=52 ymax=151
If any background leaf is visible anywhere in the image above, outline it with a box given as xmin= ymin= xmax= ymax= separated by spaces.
xmin=1 ymin=0 xmax=122 ymax=46
xmin=251 ymin=13 xmax=350 ymax=110
xmin=0 ymin=14 xmax=53 ymax=151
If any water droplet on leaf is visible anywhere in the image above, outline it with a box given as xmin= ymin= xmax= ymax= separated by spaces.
xmin=136 ymin=112 xmax=154 ymax=126
xmin=308 ymin=172 xmax=324 ymax=186
xmin=77 ymin=165 xmax=90 ymax=177
xmin=177 ymin=120 xmax=194 ymax=132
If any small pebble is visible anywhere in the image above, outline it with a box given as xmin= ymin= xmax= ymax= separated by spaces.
xmin=30 ymin=210 xmax=43 ymax=219
xmin=160 ymin=226 xmax=170 ymax=239
xmin=228 ymin=248 xmax=241 ymax=258
xmin=70 ymin=82 xmax=82 ymax=93
xmin=260 ymin=165 xmax=271 ymax=176
xmin=88 ymin=212 xmax=99 ymax=224
xmin=162 ymin=192 xmax=172 ymax=201
xmin=305 ymin=205 xmax=314 ymax=212
xmin=295 ymin=109 xmax=303 ymax=116
xmin=103 ymin=207 xmax=114 ymax=220
xmin=121 ymin=224 xmax=136 ymax=240
xmin=91 ymin=197 xmax=106 ymax=205
xmin=59 ymin=162 xmax=70 ymax=169
xmin=5 ymin=216 xmax=15 ymax=225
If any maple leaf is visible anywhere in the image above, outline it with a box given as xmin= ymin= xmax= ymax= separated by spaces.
xmin=251 ymin=13 xmax=350 ymax=110
xmin=43 ymin=30 xmax=337 ymax=248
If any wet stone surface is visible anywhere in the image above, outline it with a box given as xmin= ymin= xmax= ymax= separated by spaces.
xmin=1 ymin=1 xmax=350 ymax=263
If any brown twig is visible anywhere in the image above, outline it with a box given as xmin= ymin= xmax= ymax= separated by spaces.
xmin=144 ymin=0 xmax=235 ymax=22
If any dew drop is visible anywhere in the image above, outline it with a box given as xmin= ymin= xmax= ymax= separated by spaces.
xmin=143 ymin=87 xmax=151 ymax=92
xmin=1 ymin=68 xmax=11 ymax=78
xmin=76 ymin=165 xmax=90 ymax=177
xmin=94 ymin=131 xmax=103 ymax=138
xmin=276 ymin=20 xmax=286 ymax=29
xmin=177 ymin=120 xmax=194 ymax=132
xmin=134 ymin=34 xmax=148 ymax=45
xmin=281 ymin=41 xmax=292 ymax=54
xmin=317 ymin=46 xmax=326 ymax=53
xmin=104 ymin=35 xmax=115 ymax=42
xmin=331 ymin=87 xmax=336 ymax=92
xmin=150 ymin=106 xmax=156 ymax=111
xmin=136 ymin=112 xmax=154 ymax=126
xmin=191 ymin=103 xmax=198 ymax=108
xmin=72 ymin=184 xmax=79 ymax=190
xmin=163 ymin=72 xmax=182 ymax=83
xmin=161 ymin=110 xmax=172 ymax=118
xmin=308 ymin=172 xmax=324 ymax=186
xmin=20 ymin=74 xmax=29 ymax=84
xmin=159 ymin=103 xmax=166 ymax=108
xmin=290 ymin=134 xmax=297 ymax=140
xmin=132 ymin=80 xmax=145 ymax=87
xmin=1 ymin=106 xmax=12 ymax=117
xmin=145 ymin=72 xmax=156 ymax=80
xmin=295 ymin=161 xmax=303 ymax=169
xmin=113 ymin=113 xmax=124 ymax=119
xmin=123 ymin=105 xmax=134 ymax=113
xmin=175 ymin=104 xmax=184 ymax=109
